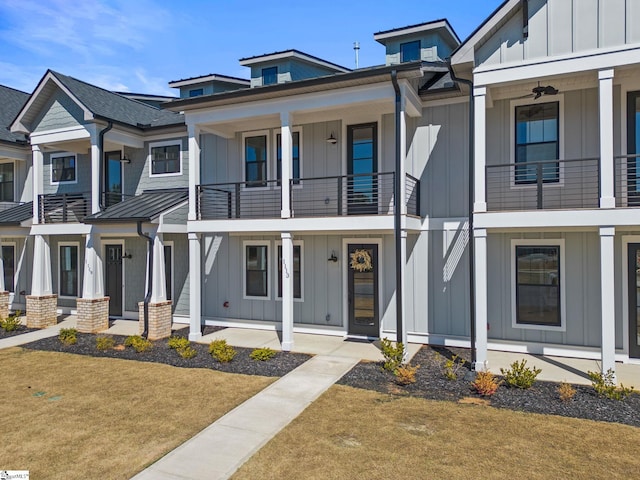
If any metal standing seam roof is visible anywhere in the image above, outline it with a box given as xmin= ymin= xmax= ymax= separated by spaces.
xmin=0 ymin=85 xmax=30 ymax=144
xmin=0 ymin=202 xmax=33 ymax=226
xmin=83 ymin=189 xmax=188 ymax=224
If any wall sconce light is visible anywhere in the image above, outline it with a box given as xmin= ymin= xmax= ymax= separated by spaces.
xmin=121 ymin=252 xmax=132 ymax=260
xmin=328 ymin=251 xmax=338 ymax=262
xmin=326 ymin=132 xmax=337 ymax=144
xmin=119 ymin=155 xmax=131 ymax=164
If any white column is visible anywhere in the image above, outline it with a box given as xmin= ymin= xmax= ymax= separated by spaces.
xmin=399 ymin=108 xmax=408 ymax=215
xmin=473 ymin=86 xmax=487 ymax=213
xmin=473 ymin=228 xmax=488 ymax=371
xmin=281 ymin=232 xmax=294 ymax=351
xmin=280 ymin=112 xmax=293 ymax=219
xmin=32 ymin=235 xmax=52 ymax=296
xmin=32 ymin=145 xmax=43 ymax=224
xmin=82 ymin=232 xmax=104 ymax=299
xmin=600 ymin=226 xmax=616 ymax=375
xmin=188 ymin=233 xmax=202 ymax=341
xmin=599 ymin=69 xmax=615 ymax=208
xmin=187 ymin=123 xmax=201 ymax=221
xmin=150 ymin=233 xmax=167 ymax=303
xmin=90 ymin=138 xmax=100 ymax=214
xmin=0 ymin=237 xmax=5 ymax=292
xmin=400 ymin=229 xmax=408 ymax=348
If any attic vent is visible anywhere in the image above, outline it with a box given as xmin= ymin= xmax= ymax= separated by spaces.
xmin=522 ymin=0 xmax=529 ymax=39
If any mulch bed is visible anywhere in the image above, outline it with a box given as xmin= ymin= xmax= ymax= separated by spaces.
xmin=338 ymin=345 xmax=640 ymax=428
xmin=0 ymin=325 xmax=38 ymax=339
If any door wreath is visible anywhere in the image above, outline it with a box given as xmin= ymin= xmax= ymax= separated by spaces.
xmin=350 ymin=249 xmax=372 ymax=272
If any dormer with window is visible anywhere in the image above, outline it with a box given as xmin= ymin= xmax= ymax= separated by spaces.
xmin=239 ymin=50 xmax=350 ymax=87
xmin=169 ymin=74 xmax=250 ymax=99
xmin=374 ymin=19 xmax=460 ymax=65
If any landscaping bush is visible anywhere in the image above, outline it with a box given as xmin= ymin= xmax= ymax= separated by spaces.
xmin=500 ymin=359 xmax=542 ymax=389
xmin=95 ymin=336 xmax=115 ymax=351
xmin=58 ymin=328 xmax=78 ymax=346
xmin=209 ymin=339 xmax=236 ymax=363
xmin=471 ymin=371 xmax=501 ymax=396
xmin=557 ymin=382 xmax=577 ymax=402
xmin=178 ymin=345 xmax=197 ymax=359
xmin=380 ymin=338 xmax=404 ymax=373
xmin=434 ymin=352 xmax=466 ymax=381
xmin=250 ymin=347 xmax=276 ymax=361
xmin=167 ymin=336 xmax=190 ymax=350
xmin=0 ymin=311 xmax=22 ymax=332
xmin=124 ymin=335 xmax=153 ymax=353
xmin=395 ymin=363 xmax=420 ymax=385
xmin=587 ymin=369 xmax=634 ymax=400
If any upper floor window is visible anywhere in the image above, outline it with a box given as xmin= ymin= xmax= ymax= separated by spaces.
xmin=244 ymin=133 xmax=268 ymax=187
xmin=276 ymin=131 xmax=300 ymax=185
xmin=262 ymin=67 xmax=278 ymax=86
xmin=51 ymin=153 xmax=77 ymax=184
xmin=515 ymin=102 xmax=559 ymax=184
xmin=0 ymin=163 xmax=14 ymax=202
xmin=150 ymin=142 xmax=182 ymax=176
xmin=400 ymin=40 xmax=420 ymax=63
xmin=189 ymin=88 xmax=204 ymax=97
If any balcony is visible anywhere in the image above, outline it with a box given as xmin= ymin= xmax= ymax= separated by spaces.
xmin=197 ymin=172 xmax=420 ymax=220
xmin=615 ymin=154 xmax=640 ymax=207
xmin=38 ymin=192 xmax=90 ymax=223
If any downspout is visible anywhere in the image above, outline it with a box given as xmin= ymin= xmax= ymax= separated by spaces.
xmin=447 ymin=61 xmax=477 ymax=368
xmin=391 ymin=70 xmax=403 ymax=346
xmin=98 ymin=121 xmax=113 ymax=211
xmin=137 ymin=221 xmax=153 ymax=339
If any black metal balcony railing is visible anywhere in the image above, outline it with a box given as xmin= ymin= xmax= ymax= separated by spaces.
xmin=197 ymin=180 xmax=281 ymax=219
xmin=405 ymin=174 xmax=420 ymax=216
xmin=39 ymin=192 xmax=90 ymax=223
xmin=615 ymin=154 xmax=640 ymax=207
xmin=486 ymin=158 xmax=600 ymax=211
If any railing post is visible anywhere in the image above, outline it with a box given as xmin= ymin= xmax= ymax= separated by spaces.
xmin=235 ymin=183 xmax=240 ymax=219
xmin=536 ymin=162 xmax=543 ymax=209
xmin=227 ymin=190 xmax=232 ymax=219
xmin=62 ymin=194 xmax=68 ymax=223
xmin=337 ymin=176 xmax=343 ymax=216
xmin=415 ymin=176 xmax=421 ymax=216
xmin=38 ymin=194 xmax=43 ymax=224
xmin=289 ymin=179 xmax=293 ymax=217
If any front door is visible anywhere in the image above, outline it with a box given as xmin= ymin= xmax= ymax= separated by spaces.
xmin=347 ymin=244 xmax=379 ymax=337
xmin=104 ymin=151 xmax=123 ymax=207
xmin=347 ymin=123 xmax=378 ymax=215
xmin=628 ymin=244 xmax=640 ymax=358
xmin=105 ymin=244 xmax=123 ymax=317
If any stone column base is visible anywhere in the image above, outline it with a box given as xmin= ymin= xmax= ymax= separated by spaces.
xmin=26 ymin=294 xmax=58 ymax=328
xmin=77 ymin=297 xmax=110 ymax=333
xmin=0 ymin=291 xmax=9 ymax=320
xmin=138 ymin=301 xmax=173 ymax=340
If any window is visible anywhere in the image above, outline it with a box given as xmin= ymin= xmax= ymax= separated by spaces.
xmin=400 ymin=40 xmax=420 ymax=62
xmin=164 ymin=244 xmax=173 ymax=301
xmin=245 ymin=242 xmax=269 ymax=298
xmin=262 ymin=67 xmax=278 ymax=86
xmin=277 ymin=243 xmax=302 ymax=299
xmin=2 ymin=244 xmax=15 ymax=292
xmin=276 ymin=131 xmax=300 ymax=185
xmin=244 ymin=134 xmax=268 ymax=187
xmin=150 ymin=142 xmax=181 ymax=176
xmin=188 ymin=88 xmax=204 ymax=97
xmin=515 ymin=245 xmax=561 ymax=328
xmin=59 ymin=244 xmax=78 ymax=297
xmin=515 ymin=102 xmax=559 ymax=184
xmin=51 ymin=153 xmax=76 ymax=184
xmin=0 ymin=163 xmax=14 ymax=202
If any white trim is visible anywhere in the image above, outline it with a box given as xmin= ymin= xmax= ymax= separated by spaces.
xmin=148 ymin=139 xmax=183 ymax=178
xmin=273 ymin=126 xmax=303 ymax=188
xmin=0 ymin=160 xmax=16 ymax=203
xmin=511 ymin=239 xmax=566 ymax=332
xmin=164 ymin=240 xmax=175 ymax=303
xmin=102 ymin=240 xmax=125 ymax=317
xmin=1 ymin=241 xmax=17 ymax=293
xmin=58 ymin=241 xmax=80 ymax=299
xmin=49 ymin=151 xmax=78 ymax=185
xmin=242 ymin=240 xmax=271 ymax=300
xmin=242 ymin=130 xmax=271 ymax=190
xmin=274 ymin=239 xmax=304 ymax=302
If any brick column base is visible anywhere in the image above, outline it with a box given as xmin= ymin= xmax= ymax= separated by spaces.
xmin=77 ymin=297 xmax=110 ymax=333
xmin=138 ymin=301 xmax=173 ymax=340
xmin=0 ymin=291 xmax=9 ymax=320
xmin=26 ymin=294 xmax=58 ymax=328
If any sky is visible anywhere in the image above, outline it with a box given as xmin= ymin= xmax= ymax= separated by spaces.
xmin=0 ymin=0 xmax=499 ymax=97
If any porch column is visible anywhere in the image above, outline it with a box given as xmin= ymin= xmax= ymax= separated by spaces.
xmin=150 ymin=233 xmax=167 ymax=303
xmin=280 ymin=112 xmax=293 ymax=219
xmin=281 ymin=232 xmax=294 ymax=351
xmin=32 ymin=145 xmax=43 ymax=224
xmin=399 ymin=229 xmax=408 ymax=348
xmin=600 ymin=226 xmax=616 ymax=375
xmin=188 ymin=232 xmax=202 ymax=341
xmin=399 ymin=103 xmax=408 ymax=215
xmin=0 ymin=237 xmax=6 ymax=321
xmin=473 ymin=228 xmax=488 ymax=371
xmin=90 ymin=135 xmax=100 ymax=214
xmin=599 ymin=69 xmax=615 ymax=208
xmin=77 ymin=232 xmax=108 ymax=333
xmin=138 ymin=231 xmax=171 ymax=340
xmin=27 ymin=234 xmax=57 ymax=328
xmin=473 ymin=86 xmax=487 ymax=213
xmin=187 ymin=123 xmax=201 ymax=221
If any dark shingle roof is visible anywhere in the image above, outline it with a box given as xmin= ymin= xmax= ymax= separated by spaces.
xmin=0 ymin=202 xmax=32 ymax=226
xmin=0 ymin=85 xmax=30 ymax=144
xmin=83 ymin=189 xmax=187 ymax=224
xmin=50 ymin=71 xmax=184 ymax=130
xmin=419 ymin=72 xmax=460 ymax=95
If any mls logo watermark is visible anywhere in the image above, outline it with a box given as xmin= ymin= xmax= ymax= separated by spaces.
xmin=0 ymin=471 xmax=29 ymax=480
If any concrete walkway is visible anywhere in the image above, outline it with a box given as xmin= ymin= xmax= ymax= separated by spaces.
xmin=0 ymin=315 xmax=77 ymax=349
xmin=132 ymin=354 xmax=358 ymax=480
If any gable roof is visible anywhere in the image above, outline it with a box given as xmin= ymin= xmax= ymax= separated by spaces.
xmin=0 ymin=202 xmax=33 ymax=226
xmin=374 ymin=19 xmax=460 ymax=47
xmin=11 ymin=70 xmax=184 ymax=134
xmin=0 ymin=85 xmax=30 ymax=145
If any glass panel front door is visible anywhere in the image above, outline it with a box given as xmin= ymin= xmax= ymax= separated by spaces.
xmin=347 ymin=244 xmax=379 ymax=337
xmin=628 ymin=244 xmax=640 ymax=358
xmin=104 ymin=151 xmax=123 ymax=207
xmin=105 ymin=244 xmax=123 ymax=317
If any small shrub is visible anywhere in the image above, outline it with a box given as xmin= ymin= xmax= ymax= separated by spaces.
xmin=0 ymin=311 xmax=22 ymax=332
xmin=168 ymin=336 xmax=190 ymax=350
xmin=588 ymin=369 xmax=634 ymax=400
xmin=434 ymin=352 xmax=466 ymax=381
xmin=178 ymin=345 xmax=197 ymax=359
xmin=395 ymin=363 xmax=420 ymax=385
xmin=557 ymin=382 xmax=577 ymax=402
xmin=250 ymin=347 xmax=276 ymax=361
xmin=500 ymin=359 xmax=542 ymax=389
xmin=95 ymin=336 xmax=115 ymax=351
xmin=124 ymin=335 xmax=153 ymax=353
xmin=209 ymin=339 xmax=236 ymax=363
xmin=380 ymin=338 xmax=404 ymax=372
xmin=471 ymin=371 xmax=501 ymax=397
xmin=58 ymin=328 xmax=78 ymax=346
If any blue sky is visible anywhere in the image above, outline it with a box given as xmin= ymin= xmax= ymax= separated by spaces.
xmin=0 ymin=0 xmax=499 ymax=96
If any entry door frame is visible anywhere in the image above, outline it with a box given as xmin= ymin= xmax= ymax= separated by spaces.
xmin=621 ymin=236 xmax=640 ymax=360
xmin=342 ymin=237 xmax=383 ymax=337
xmin=103 ymin=239 xmax=125 ymax=317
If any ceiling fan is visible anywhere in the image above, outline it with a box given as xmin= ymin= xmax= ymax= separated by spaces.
xmin=519 ymin=82 xmax=559 ymax=100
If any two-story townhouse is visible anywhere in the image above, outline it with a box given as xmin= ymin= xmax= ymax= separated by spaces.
xmin=0 ymin=85 xmax=32 ymax=318
xmin=165 ymin=22 xmax=467 ymax=352
xmin=10 ymin=70 xmax=190 ymax=338
xmin=451 ymin=0 xmax=640 ymax=375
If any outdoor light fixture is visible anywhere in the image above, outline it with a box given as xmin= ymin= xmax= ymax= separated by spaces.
xmin=121 ymin=252 xmax=132 ymax=260
xmin=328 ymin=251 xmax=338 ymax=262
xmin=326 ymin=132 xmax=337 ymax=144
xmin=119 ymin=155 xmax=131 ymax=164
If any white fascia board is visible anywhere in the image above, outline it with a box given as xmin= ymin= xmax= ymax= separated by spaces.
xmin=474 ymin=45 xmax=640 ymax=86
xmin=0 ymin=145 xmax=30 ymax=162
xmin=474 ymin=208 xmax=640 ymax=229
xmin=30 ymin=125 xmax=91 ymax=145
xmin=30 ymin=223 xmax=92 ymax=236
xmin=169 ymin=75 xmax=250 ymax=88
xmin=104 ymin=128 xmax=144 ymax=149
xmin=374 ymin=20 xmax=459 ymax=46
